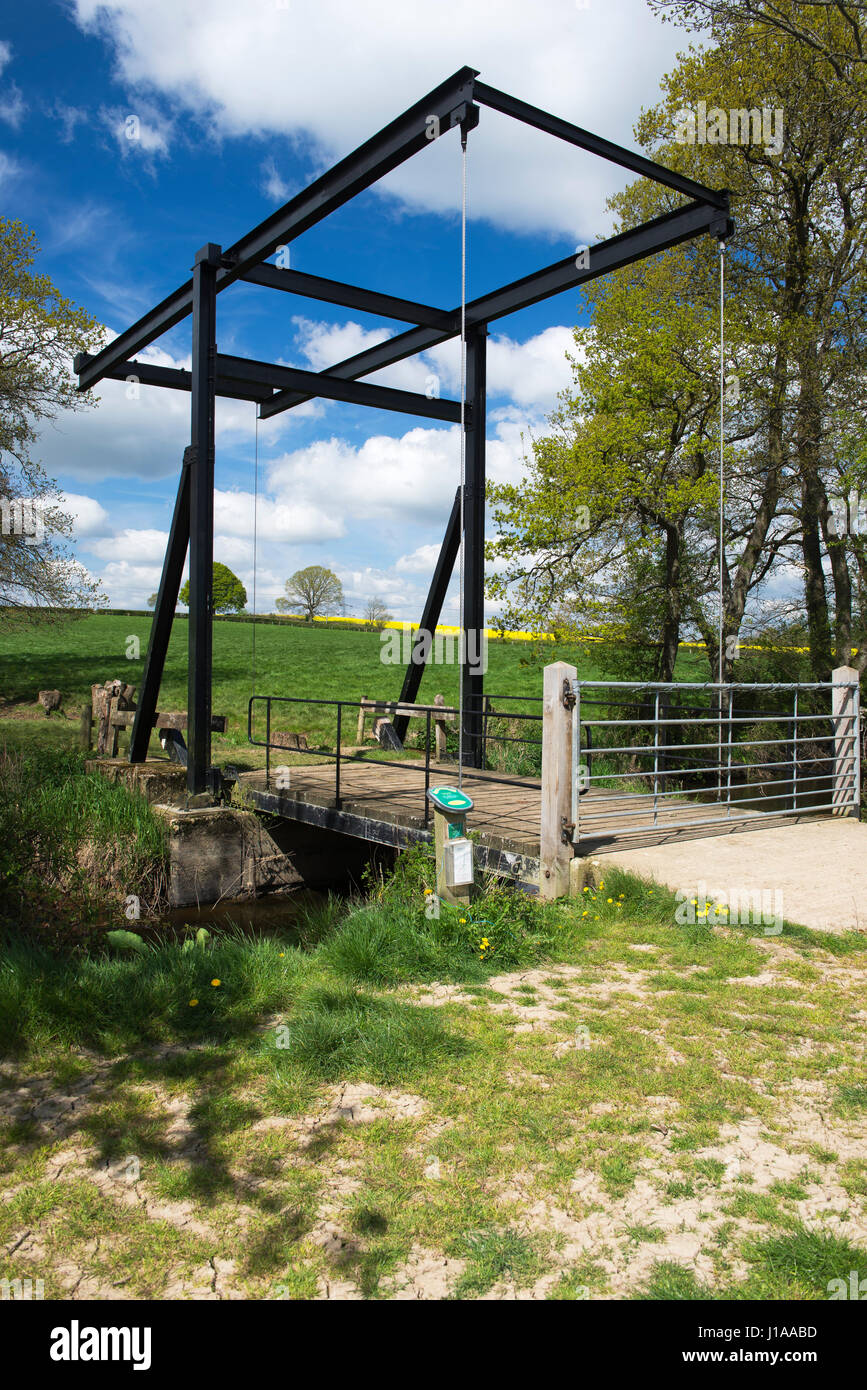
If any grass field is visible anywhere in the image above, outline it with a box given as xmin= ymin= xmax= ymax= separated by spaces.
xmin=3 ymin=614 xmax=864 ymax=1301
xmin=0 ymin=613 xmax=709 ymax=765
xmin=1 ymin=852 xmax=866 ymax=1300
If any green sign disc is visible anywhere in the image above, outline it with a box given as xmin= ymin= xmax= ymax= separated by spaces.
xmin=427 ymin=785 xmax=474 ymax=814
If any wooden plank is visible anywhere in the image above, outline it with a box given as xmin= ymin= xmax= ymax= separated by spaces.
xmin=832 ymin=665 xmax=859 ymax=814
xmin=540 ymin=661 xmax=576 ymax=899
xmin=109 ymin=711 xmax=227 ymax=732
xmin=79 ymin=703 xmax=92 ymax=751
xmin=108 ymin=697 xmax=120 ymax=758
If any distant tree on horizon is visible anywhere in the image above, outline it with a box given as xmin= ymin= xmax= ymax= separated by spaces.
xmin=281 ymin=566 xmax=343 ymax=622
xmin=179 ymin=562 xmax=247 ymax=614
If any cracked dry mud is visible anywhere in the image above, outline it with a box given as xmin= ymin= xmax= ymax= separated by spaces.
xmin=1 ymin=931 xmax=866 ymax=1300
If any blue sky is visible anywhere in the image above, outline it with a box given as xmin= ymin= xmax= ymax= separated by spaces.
xmin=2 ymin=0 xmax=692 ymax=620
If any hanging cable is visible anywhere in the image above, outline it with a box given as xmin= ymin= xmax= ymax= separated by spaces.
xmin=718 ymin=239 xmax=726 ymax=687
xmin=251 ymin=406 xmax=259 ymax=698
xmin=457 ymin=129 xmax=468 ymax=788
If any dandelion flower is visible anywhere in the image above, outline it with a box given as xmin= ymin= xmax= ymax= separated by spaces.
xmin=211 ymin=978 xmax=221 ymax=987
xmin=189 ymin=999 xmax=198 ymax=1007
xmin=459 ymin=917 xmax=467 ymax=924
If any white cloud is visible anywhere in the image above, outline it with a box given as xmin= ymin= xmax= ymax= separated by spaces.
xmin=101 ymin=102 xmax=172 ymax=159
xmin=0 ymin=41 xmax=24 ymax=127
xmin=214 ymin=487 xmax=345 ymax=543
xmin=94 ymin=558 xmax=166 ymax=607
xmin=0 ymin=89 xmax=25 ymax=129
xmin=289 ymin=315 xmax=575 ymax=413
xmin=260 ymin=156 xmax=293 ymax=202
xmin=51 ymin=101 xmax=89 ymax=143
xmin=396 ymin=543 xmax=442 ymax=574
xmin=87 ymin=527 xmax=169 ymax=564
xmin=60 ymin=492 xmax=113 ymax=538
xmin=0 ymin=150 xmax=20 ymax=187
xmin=70 ymin=0 xmax=692 ymax=239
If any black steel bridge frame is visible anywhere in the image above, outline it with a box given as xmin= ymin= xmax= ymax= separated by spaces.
xmin=75 ymin=65 xmax=732 ymax=794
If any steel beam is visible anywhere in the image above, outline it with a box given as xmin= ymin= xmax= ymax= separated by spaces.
xmin=79 ymin=356 xmax=269 ymax=403
xmin=85 ymin=353 xmax=464 ymax=421
xmin=218 ymin=354 xmax=465 ymax=423
xmin=473 ymin=81 xmax=728 ymax=210
xmin=187 ymin=245 xmax=219 ymax=795
xmin=75 ymin=67 xmax=478 ymax=393
xmin=462 ymin=326 xmax=487 ymax=769
xmin=392 ymin=488 xmax=462 ymax=744
xmin=128 ymin=455 xmax=191 ymax=762
xmin=241 ymin=264 xmax=456 ymax=330
xmin=258 ymin=198 xmax=731 ymax=420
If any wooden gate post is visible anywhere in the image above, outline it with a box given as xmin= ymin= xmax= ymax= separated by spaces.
xmin=540 ymin=661 xmax=576 ymax=899
xmin=832 ymin=665 xmax=860 ymax=815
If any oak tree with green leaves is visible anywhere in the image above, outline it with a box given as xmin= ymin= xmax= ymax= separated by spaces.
xmin=278 ymin=565 xmax=343 ymax=621
xmin=179 ymin=562 xmax=247 ymax=614
xmin=489 ymin=3 xmax=867 ymax=681
xmin=0 ymin=218 xmax=105 ymax=624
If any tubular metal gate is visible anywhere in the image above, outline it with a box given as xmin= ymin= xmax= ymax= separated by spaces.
xmin=570 ymin=679 xmax=861 ymax=847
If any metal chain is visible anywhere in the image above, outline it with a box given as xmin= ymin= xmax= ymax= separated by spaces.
xmin=718 ymin=240 xmax=726 ymax=686
xmin=458 ymin=133 xmax=468 ymax=786
xmin=251 ymin=407 xmax=259 ymax=698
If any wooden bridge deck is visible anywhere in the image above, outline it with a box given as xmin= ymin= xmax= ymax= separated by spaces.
xmin=238 ymin=758 xmax=813 ymax=887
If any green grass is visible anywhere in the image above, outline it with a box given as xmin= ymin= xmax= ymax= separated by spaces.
xmin=0 ymin=611 xmax=708 ymax=763
xmin=0 ymin=741 xmax=168 ymax=935
xmin=269 ymin=983 xmax=469 ymax=1085
xmin=0 ymin=727 xmax=865 ymax=1301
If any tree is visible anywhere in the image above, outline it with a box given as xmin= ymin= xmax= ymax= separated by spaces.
xmin=489 ymin=9 xmax=867 ymax=681
xmin=147 ymin=593 xmax=157 ymax=608
xmin=364 ymin=596 xmax=393 ymax=629
xmin=179 ymin=562 xmax=247 ymax=614
xmin=281 ymin=566 xmax=343 ymax=621
xmin=649 ymin=0 xmax=867 ymax=91
xmin=0 ymin=219 xmax=105 ymax=624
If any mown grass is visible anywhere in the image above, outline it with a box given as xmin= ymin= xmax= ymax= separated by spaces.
xmin=0 ymin=611 xmax=709 ymax=762
xmin=1 ymin=775 xmax=865 ymax=1300
xmin=0 ymin=741 xmax=168 ymax=936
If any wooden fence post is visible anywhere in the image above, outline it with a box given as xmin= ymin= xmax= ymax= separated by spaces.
xmin=434 ymin=692 xmax=447 ymax=762
xmin=540 ymin=660 xmax=576 ymax=899
xmin=832 ymin=665 xmax=860 ymax=815
xmin=356 ymin=697 xmax=367 ymax=744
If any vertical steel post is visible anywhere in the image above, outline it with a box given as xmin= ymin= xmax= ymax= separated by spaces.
xmin=335 ymin=703 xmax=342 ymax=809
xmin=187 ymin=243 xmax=220 ymax=795
xmin=652 ymin=691 xmax=660 ymax=826
xmin=129 ymin=456 xmax=191 ymax=762
xmin=424 ymin=709 xmax=432 ymax=824
xmin=792 ymin=688 xmax=798 ymax=812
xmin=462 ymin=324 xmax=487 ymax=768
xmin=265 ymin=699 xmax=271 ymax=788
xmin=726 ymin=685 xmax=734 ymax=816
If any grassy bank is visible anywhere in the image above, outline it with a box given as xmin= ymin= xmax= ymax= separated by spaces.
xmin=1 ymin=842 xmax=866 ymax=1300
xmin=0 ymin=740 xmax=168 ymax=939
xmin=0 ymin=612 xmax=709 ymax=763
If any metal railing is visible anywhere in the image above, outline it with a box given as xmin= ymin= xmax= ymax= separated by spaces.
xmin=247 ymin=692 xmax=547 ymax=827
xmin=570 ymin=678 xmax=861 ymax=846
